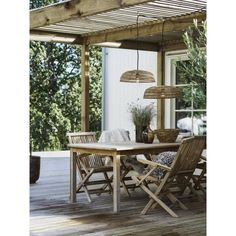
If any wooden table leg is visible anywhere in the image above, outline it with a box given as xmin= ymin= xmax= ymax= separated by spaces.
xmin=70 ymin=149 xmax=77 ymax=203
xmin=113 ymin=153 xmax=120 ymax=213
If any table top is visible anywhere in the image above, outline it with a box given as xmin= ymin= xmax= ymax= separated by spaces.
xmin=68 ymin=141 xmax=181 ymax=151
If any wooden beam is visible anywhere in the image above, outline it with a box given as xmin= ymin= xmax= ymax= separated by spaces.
xmin=30 ymin=30 xmax=83 ymax=44
xmin=30 ymin=29 xmax=184 ymax=52
xmin=157 ymin=51 xmax=165 ymax=129
xmin=95 ymin=40 xmax=160 ymax=52
xmin=30 ymin=30 xmax=159 ymax=51
xmin=162 ymin=39 xmax=187 ymax=51
xmin=30 ymin=0 xmax=155 ymax=29
xmin=81 ymin=44 xmax=90 ymax=131
xmin=85 ymin=12 xmax=206 ymax=44
xmin=164 ymin=43 xmax=186 ymax=51
xmin=119 ymin=40 xmax=160 ymax=51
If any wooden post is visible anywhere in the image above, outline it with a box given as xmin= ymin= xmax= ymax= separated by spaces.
xmin=81 ymin=44 xmax=89 ymax=131
xmin=70 ymin=149 xmax=77 ymax=203
xmin=157 ymin=51 xmax=165 ymax=129
xmin=113 ymin=153 xmax=121 ymax=213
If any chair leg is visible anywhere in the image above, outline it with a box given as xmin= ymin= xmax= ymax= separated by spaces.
xmin=77 ymin=175 xmax=92 ymax=203
xmin=167 ymin=192 xmax=188 ymax=210
xmin=151 ymin=202 xmax=158 ymax=210
xmin=188 ymin=180 xmax=205 ymax=201
xmin=140 ymin=184 xmax=178 ymax=217
xmin=131 ymin=176 xmax=155 ymax=213
xmin=132 ymin=176 xmax=178 ymax=217
xmin=103 ymin=172 xmax=113 ymax=194
xmin=76 ymin=159 xmax=93 ymax=203
xmin=176 ymin=175 xmax=191 ymax=195
xmin=101 ymin=159 xmax=131 ymax=197
xmin=122 ymin=180 xmax=131 ymax=197
xmin=143 ymin=180 xmax=150 ymax=189
xmin=120 ymin=160 xmax=131 ymax=196
xmin=192 ymin=165 xmax=206 ymax=199
xmin=142 ymin=198 xmax=155 ymax=214
xmin=193 ymin=163 xmax=206 ymax=190
xmin=77 ymin=171 xmax=94 ymax=203
xmin=83 ymin=187 xmax=92 ymax=202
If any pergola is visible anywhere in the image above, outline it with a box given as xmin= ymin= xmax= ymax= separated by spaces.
xmin=30 ymin=0 xmax=206 ymax=131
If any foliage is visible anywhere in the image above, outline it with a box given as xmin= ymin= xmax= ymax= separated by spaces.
xmin=176 ymin=20 xmax=207 ymax=109
xmin=30 ymin=0 xmax=102 ymax=151
xmin=89 ymin=47 xmax=102 ymax=131
xmin=128 ymin=103 xmax=155 ymax=127
xmin=179 ymin=19 xmax=206 ymax=80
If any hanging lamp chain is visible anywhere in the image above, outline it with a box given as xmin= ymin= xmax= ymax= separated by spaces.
xmin=160 ymin=19 xmax=165 ymax=80
xmin=136 ymin=13 xmax=140 ymax=75
xmin=120 ymin=13 xmax=156 ymax=83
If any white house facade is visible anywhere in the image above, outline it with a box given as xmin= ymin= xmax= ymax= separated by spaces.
xmin=102 ymin=48 xmax=206 ymax=140
xmin=102 ymin=48 xmax=157 ymax=140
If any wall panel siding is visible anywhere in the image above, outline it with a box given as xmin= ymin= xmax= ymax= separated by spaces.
xmin=103 ymin=48 xmax=157 ymax=140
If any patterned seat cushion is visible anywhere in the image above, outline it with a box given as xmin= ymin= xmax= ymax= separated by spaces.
xmin=144 ymin=151 xmax=177 ymax=179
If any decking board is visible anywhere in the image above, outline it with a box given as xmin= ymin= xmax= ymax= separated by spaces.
xmin=30 ymin=157 xmax=206 ymax=236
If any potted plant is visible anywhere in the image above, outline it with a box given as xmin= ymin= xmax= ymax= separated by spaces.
xmin=128 ymin=103 xmax=155 ymax=142
xmin=30 ymin=139 xmax=41 ymax=184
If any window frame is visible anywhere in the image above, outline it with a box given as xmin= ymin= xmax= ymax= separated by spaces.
xmin=164 ymin=50 xmax=206 ymax=133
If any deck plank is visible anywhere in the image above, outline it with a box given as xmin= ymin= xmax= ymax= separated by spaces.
xmin=30 ymin=157 xmax=206 ymax=236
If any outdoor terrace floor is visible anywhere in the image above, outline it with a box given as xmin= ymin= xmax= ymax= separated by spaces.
xmin=30 ymin=154 xmax=206 ymax=236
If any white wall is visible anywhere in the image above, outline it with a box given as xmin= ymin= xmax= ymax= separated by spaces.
xmin=102 ymin=48 xmax=157 ymax=140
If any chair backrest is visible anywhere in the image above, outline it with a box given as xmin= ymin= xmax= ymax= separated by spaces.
xmin=67 ymin=132 xmax=97 ymax=144
xmin=169 ymin=136 xmax=206 ymax=178
xmin=67 ymin=132 xmax=103 ymax=168
xmin=98 ymin=129 xmax=130 ymax=143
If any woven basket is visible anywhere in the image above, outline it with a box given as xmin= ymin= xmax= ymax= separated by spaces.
xmin=155 ymin=129 xmax=179 ymax=143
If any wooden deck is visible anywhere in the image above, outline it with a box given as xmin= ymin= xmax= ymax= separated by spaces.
xmin=30 ymin=156 xmax=206 ymax=236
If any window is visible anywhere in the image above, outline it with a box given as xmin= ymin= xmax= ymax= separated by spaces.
xmin=165 ymin=51 xmax=206 ymax=135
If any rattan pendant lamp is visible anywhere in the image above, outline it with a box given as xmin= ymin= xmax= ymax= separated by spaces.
xmin=142 ymin=20 xmax=181 ymax=143
xmin=144 ymin=85 xmax=181 ymax=99
xmin=143 ymin=20 xmax=180 ymax=99
xmin=120 ymin=14 xmax=155 ymax=83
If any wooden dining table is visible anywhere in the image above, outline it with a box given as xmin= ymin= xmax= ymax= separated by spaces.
xmin=68 ymin=141 xmax=180 ymax=213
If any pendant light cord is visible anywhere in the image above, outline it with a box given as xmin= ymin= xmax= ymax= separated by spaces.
xmin=160 ymin=19 xmax=165 ymax=83
xmin=136 ymin=14 xmax=166 ymax=71
xmin=136 ymin=13 xmax=140 ymax=72
xmin=136 ymin=13 xmax=140 ymax=98
xmin=161 ymin=20 xmax=164 ymax=51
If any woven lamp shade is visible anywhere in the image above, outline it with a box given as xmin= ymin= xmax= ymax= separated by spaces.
xmin=120 ymin=69 xmax=155 ymax=83
xmin=144 ymin=86 xmax=181 ymax=99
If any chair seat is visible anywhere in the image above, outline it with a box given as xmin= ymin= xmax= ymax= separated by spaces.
xmin=86 ymin=166 xmax=113 ymax=172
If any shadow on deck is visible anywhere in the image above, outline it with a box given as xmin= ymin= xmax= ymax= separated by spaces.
xmin=30 ymin=156 xmax=206 ymax=236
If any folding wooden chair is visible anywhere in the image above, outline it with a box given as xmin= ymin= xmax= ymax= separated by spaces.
xmin=98 ymin=129 xmax=137 ymax=196
xmin=130 ymin=136 xmax=206 ymax=217
xmin=192 ymin=155 xmax=206 ymax=196
xmin=67 ymin=132 xmax=113 ymax=202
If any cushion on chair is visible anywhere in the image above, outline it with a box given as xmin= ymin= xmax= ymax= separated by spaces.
xmin=128 ymin=151 xmax=177 ymax=177
xmin=143 ymin=151 xmax=177 ymax=179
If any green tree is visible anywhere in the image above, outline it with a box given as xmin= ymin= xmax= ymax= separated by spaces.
xmin=176 ymin=20 xmax=207 ymax=110
xmin=30 ymin=0 xmax=102 ymax=151
xmin=89 ymin=47 xmax=102 ymax=131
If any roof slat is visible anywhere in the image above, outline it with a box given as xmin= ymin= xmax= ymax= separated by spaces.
xmin=30 ymin=0 xmax=206 ymax=45
xmin=30 ymin=0 xmax=156 ymax=29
